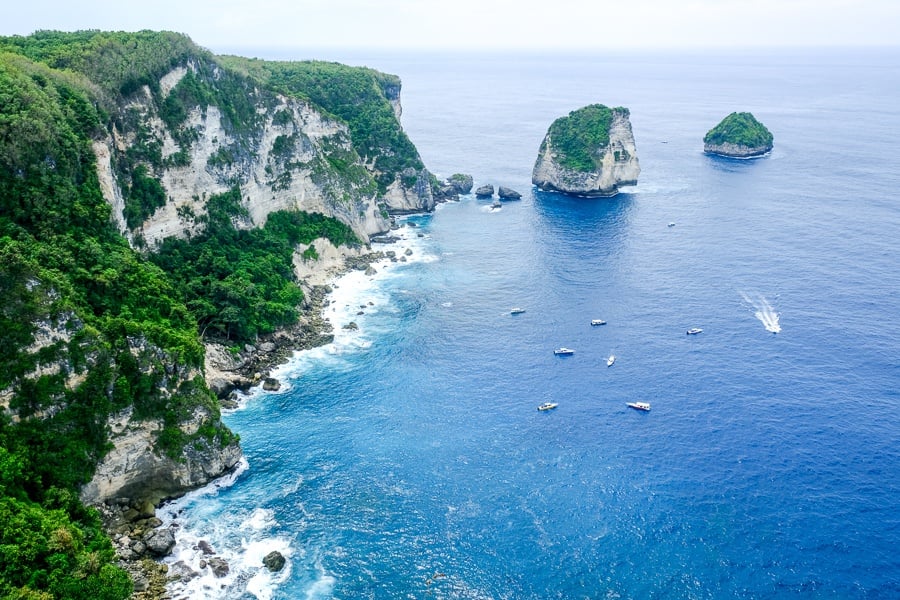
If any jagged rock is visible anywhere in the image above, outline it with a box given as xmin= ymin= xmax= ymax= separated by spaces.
xmin=475 ymin=184 xmax=494 ymax=197
xmin=208 ymin=557 xmax=230 ymax=578
xmin=262 ymin=377 xmax=281 ymax=391
xmin=132 ymin=541 xmax=146 ymax=556
xmin=144 ymin=528 xmax=176 ymax=557
xmin=263 ymin=550 xmax=287 ymax=572
xmin=197 ymin=540 xmax=215 ymax=555
xmin=365 ymin=265 xmax=377 ymax=276
xmin=343 ymin=322 xmax=359 ymax=330
xmin=498 ymin=186 xmax=522 ymax=200
xmin=533 ymin=104 xmax=640 ymax=197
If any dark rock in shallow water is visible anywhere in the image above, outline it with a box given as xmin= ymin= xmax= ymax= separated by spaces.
xmin=262 ymin=377 xmax=281 ymax=391
xmin=498 ymin=186 xmax=522 ymax=199
xmin=263 ymin=550 xmax=287 ymax=572
xmin=447 ymin=173 xmax=474 ymax=194
xmin=208 ymin=557 xmax=230 ymax=577
xmin=197 ymin=540 xmax=215 ymax=555
xmin=475 ymin=184 xmax=494 ymax=197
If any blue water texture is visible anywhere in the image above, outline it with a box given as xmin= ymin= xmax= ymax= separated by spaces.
xmin=165 ymin=49 xmax=900 ymax=599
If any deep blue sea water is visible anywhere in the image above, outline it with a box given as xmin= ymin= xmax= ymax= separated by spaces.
xmin=162 ymin=49 xmax=900 ymax=599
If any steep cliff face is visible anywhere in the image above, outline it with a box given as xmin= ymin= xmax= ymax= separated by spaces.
xmin=532 ymin=106 xmax=640 ymax=197
xmin=97 ymin=58 xmax=432 ymax=246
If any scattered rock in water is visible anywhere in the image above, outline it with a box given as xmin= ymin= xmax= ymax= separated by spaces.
xmin=448 ymin=173 xmax=474 ymax=194
xmin=399 ymin=256 xmax=407 ymax=262
xmin=263 ymin=550 xmax=287 ymax=572
xmin=475 ymin=184 xmax=494 ymax=197
xmin=262 ymin=377 xmax=281 ymax=391
xmin=365 ymin=265 xmax=377 ymax=276
xmin=207 ymin=557 xmax=230 ymax=578
xmin=405 ymin=248 xmax=413 ymax=256
xmin=343 ymin=322 xmax=359 ymax=330
xmin=498 ymin=186 xmax=522 ymax=200
xmin=197 ymin=540 xmax=215 ymax=555
xmin=418 ymin=232 xmax=425 ymax=237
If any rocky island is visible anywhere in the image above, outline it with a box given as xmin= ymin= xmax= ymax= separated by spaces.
xmin=704 ymin=112 xmax=774 ymax=158
xmin=532 ymin=104 xmax=640 ymax=197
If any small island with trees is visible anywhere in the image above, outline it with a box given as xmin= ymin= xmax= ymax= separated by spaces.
xmin=703 ymin=112 xmax=774 ymax=158
xmin=532 ymin=104 xmax=640 ymax=197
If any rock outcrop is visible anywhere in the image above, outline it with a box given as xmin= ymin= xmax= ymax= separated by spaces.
xmin=703 ymin=112 xmax=773 ymax=158
xmin=498 ymin=186 xmax=522 ymax=200
xmin=475 ymin=184 xmax=494 ymax=197
xmin=532 ymin=104 xmax=640 ymax=197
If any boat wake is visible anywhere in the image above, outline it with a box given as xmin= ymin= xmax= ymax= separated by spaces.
xmin=739 ymin=291 xmax=781 ymax=333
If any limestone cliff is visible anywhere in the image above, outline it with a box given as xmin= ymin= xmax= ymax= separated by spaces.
xmin=532 ymin=105 xmax=640 ymax=197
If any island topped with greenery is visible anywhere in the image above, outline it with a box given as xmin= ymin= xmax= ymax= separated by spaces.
xmin=532 ymin=104 xmax=640 ymax=197
xmin=704 ymin=112 xmax=773 ymax=158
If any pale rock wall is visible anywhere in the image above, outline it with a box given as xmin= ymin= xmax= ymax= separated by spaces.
xmin=382 ymin=169 xmax=435 ymax=213
xmin=293 ymin=238 xmax=368 ymax=288
xmin=532 ymin=111 xmax=641 ymax=197
xmin=704 ymin=141 xmax=772 ymax=158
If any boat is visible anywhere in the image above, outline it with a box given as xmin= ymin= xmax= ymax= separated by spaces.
xmin=668 ymin=222 xmax=676 ymax=227
xmin=590 ymin=319 xmax=607 ymax=326
xmin=626 ymin=402 xmax=651 ymax=411
xmin=491 ymin=199 xmax=502 ymax=209
xmin=537 ymin=402 xmax=559 ymax=411
xmin=554 ymin=347 xmax=575 ymax=356
xmin=607 ymin=354 xmax=616 ymax=366
xmin=510 ymin=307 xmax=526 ymax=315
xmin=686 ymin=328 xmax=703 ymax=335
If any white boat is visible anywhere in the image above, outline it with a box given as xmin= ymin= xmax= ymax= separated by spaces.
xmin=510 ymin=307 xmax=526 ymax=315
xmin=537 ymin=402 xmax=559 ymax=411
xmin=686 ymin=328 xmax=703 ymax=335
xmin=590 ymin=319 xmax=607 ymax=326
xmin=668 ymin=222 xmax=676 ymax=227
xmin=607 ymin=354 xmax=616 ymax=366
xmin=554 ymin=347 xmax=575 ymax=356
xmin=627 ymin=402 xmax=651 ymax=411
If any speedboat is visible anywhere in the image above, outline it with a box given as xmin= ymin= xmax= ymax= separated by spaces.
xmin=668 ymin=222 xmax=676 ymax=227
xmin=537 ymin=402 xmax=559 ymax=411
xmin=607 ymin=354 xmax=616 ymax=366
xmin=626 ymin=402 xmax=651 ymax=411
xmin=554 ymin=347 xmax=575 ymax=356
xmin=510 ymin=307 xmax=526 ymax=315
xmin=590 ymin=319 xmax=607 ymax=326
xmin=686 ymin=328 xmax=703 ymax=335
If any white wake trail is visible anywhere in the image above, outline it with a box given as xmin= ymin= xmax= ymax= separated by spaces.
xmin=739 ymin=291 xmax=781 ymax=333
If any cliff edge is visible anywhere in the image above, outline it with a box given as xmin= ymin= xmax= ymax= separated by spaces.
xmin=532 ymin=104 xmax=640 ymax=197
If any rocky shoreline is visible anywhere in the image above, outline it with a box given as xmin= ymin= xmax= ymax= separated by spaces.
xmin=107 ymin=247 xmax=391 ymax=598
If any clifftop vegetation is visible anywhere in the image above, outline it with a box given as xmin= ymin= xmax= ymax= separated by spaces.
xmin=545 ymin=104 xmax=629 ymax=172
xmin=704 ymin=112 xmax=773 ymax=149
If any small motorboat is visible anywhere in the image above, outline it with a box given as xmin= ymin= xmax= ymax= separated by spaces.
xmin=607 ymin=354 xmax=616 ymax=367
xmin=590 ymin=319 xmax=607 ymax=326
xmin=554 ymin=347 xmax=575 ymax=356
xmin=537 ymin=402 xmax=559 ymax=411
xmin=668 ymin=222 xmax=676 ymax=227
xmin=510 ymin=307 xmax=526 ymax=315
xmin=686 ymin=328 xmax=703 ymax=335
xmin=627 ymin=402 xmax=651 ymax=411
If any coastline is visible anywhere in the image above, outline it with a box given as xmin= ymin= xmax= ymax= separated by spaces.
xmin=127 ymin=216 xmax=436 ymax=599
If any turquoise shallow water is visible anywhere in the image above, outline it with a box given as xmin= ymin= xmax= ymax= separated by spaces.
xmin=162 ymin=49 xmax=900 ymax=599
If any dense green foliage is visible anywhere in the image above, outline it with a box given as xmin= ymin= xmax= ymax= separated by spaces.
xmin=220 ymin=57 xmax=423 ymax=190
xmin=704 ymin=112 xmax=773 ymax=148
xmin=152 ymin=188 xmax=358 ymax=341
xmin=546 ymin=104 xmax=629 ymax=172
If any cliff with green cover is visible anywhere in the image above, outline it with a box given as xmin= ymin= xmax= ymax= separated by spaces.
xmin=0 ymin=29 xmax=443 ymax=599
xmin=704 ymin=112 xmax=773 ymax=158
xmin=532 ymin=104 xmax=640 ymax=197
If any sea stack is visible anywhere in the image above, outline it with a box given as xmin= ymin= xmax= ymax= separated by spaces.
xmin=532 ymin=104 xmax=640 ymax=197
xmin=703 ymin=112 xmax=773 ymax=158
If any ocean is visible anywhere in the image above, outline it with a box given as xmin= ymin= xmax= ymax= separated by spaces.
xmin=160 ymin=48 xmax=900 ymax=599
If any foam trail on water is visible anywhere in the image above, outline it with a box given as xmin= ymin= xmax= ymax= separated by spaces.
xmin=739 ymin=291 xmax=782 ymax=333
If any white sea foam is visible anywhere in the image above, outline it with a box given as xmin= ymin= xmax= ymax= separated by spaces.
xmin=739 ymin=291 xmax=782 ymax=333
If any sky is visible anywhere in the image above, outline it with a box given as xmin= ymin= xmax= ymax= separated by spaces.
xmin=3 ymin=0 xmax=899 ymax=52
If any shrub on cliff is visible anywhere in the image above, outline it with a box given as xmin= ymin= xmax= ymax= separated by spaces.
xmin=545 ymin=104 xmax=629 ymax=172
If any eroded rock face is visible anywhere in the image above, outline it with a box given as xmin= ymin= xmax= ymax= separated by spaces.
xmin=80 ymin=406 xmax=242 ymax=507
xmin=532 ymin=109 xmax=640 ymax=197
xmin=703 ymin=141 xmax=772 ymax=158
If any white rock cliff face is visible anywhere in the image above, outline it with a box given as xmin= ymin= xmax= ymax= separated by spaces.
xmin=703 ymin=141 xmax=772 ymax=158
xmin=532 ymin=111 xmax=641 ymax=197
xmin=93 ymin=67 xmax=435 ymax=247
